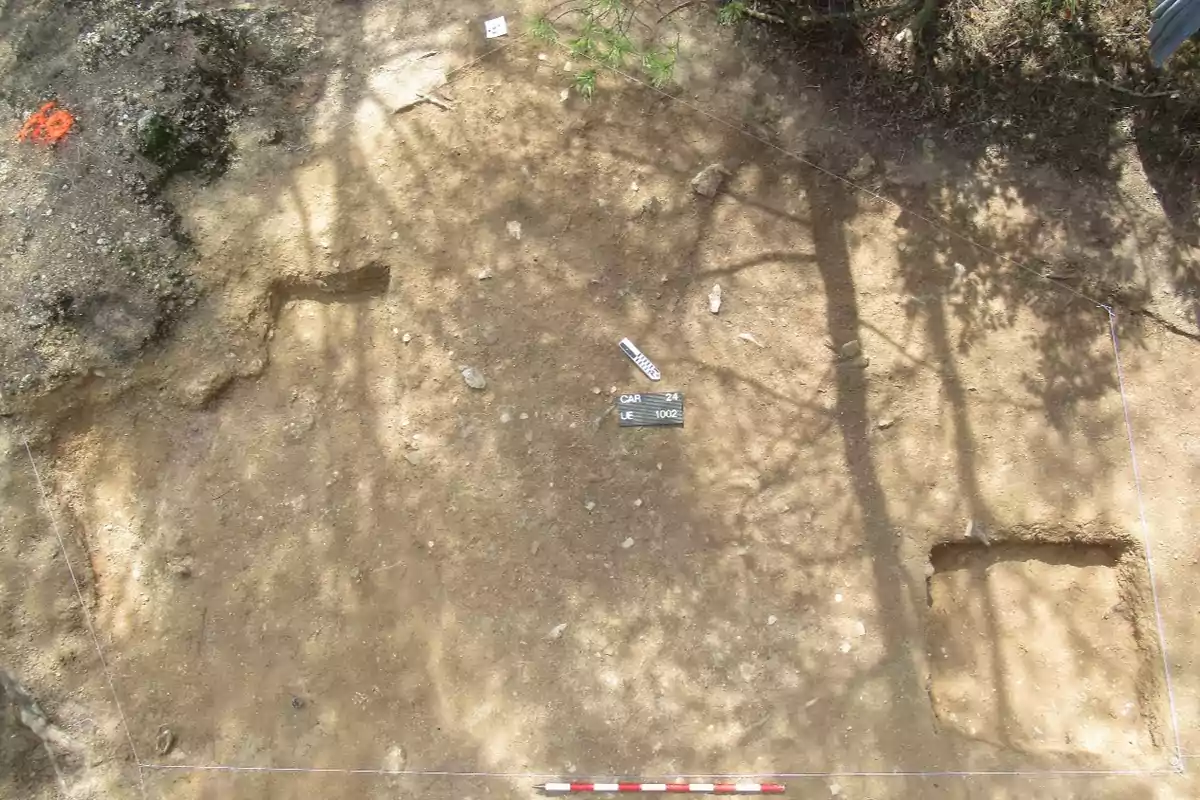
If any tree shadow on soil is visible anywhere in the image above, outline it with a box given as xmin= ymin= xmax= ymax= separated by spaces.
xmin=726 ymin=12 xmax=1200 ymax=325
xmin=4 ymin=4 xmax=1188 ymax=800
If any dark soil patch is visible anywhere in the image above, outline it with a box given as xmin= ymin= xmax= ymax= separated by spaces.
xmin=0 ymin=0 xmax=316 ymax=409
xmin=737 ymin=0 xmax=1200 ymax=228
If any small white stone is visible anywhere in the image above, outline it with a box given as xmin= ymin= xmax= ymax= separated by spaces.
xmin=461 ymin=366 xmax=487 ymax=390
xmin=621 ymin=537 xmax=635 ymax=549
xmin=506 ymin=220 xmax=522 ymax=240
xmin=839 ymin=641 xmax=851 ymax=654
xmin=402 ymin=333 xmax=412 ymax=344
xmin=854 ymin=620 xmax=866 ymax=636
xmin=633 ymin=498 xmax=643 ymax=508
xmin=834 ymin=593 xmax=844 ymax=603
xmin=767 ymin=615 xmax=778 ymax=626
xmin=584 ymin=501 xmax=596 ymax=512
xmin=708 ymin=283 xmax=723 ymax=314
xmin=738 ymin=332 xmax=764 ymax=348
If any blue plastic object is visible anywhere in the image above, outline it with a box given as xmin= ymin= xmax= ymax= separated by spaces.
xmin=1150 ymin=0 xmax=1200 ymax=66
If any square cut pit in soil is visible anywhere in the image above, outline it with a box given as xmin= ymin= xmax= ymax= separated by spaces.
xmin=928 ymin=542 xmax=1153 ymax=760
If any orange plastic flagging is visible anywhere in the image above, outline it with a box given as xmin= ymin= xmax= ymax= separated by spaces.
xmin=17 ymin=101 xmax=75 ymax=144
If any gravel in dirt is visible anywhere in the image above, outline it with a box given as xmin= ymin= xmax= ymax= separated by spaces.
xmin=2 ymin=4 xmax=1200 ymax=800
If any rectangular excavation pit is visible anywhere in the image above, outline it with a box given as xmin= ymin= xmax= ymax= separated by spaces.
xmin=927 ymin=538 xmax=1160 ymax=762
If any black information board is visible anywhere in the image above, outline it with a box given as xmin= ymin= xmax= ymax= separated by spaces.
xmin=616 ymin=392 xmax=684 ymax=427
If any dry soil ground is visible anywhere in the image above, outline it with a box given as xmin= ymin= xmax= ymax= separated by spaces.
xmin=4 ymin=3 xmax=1200 ymax=800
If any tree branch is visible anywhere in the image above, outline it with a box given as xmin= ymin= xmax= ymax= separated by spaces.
xmin=757 ymin=0 xmax=919 ymax=26
xmin=1065 ymin=73 xmax=1180 ymax=99
xmin=906 ymin=0 xmax=938 ymax=34
xmin=657 ymin=0 xmax=696 ymax=24
xmin=745 ymin=6 xmax=786 ymax=24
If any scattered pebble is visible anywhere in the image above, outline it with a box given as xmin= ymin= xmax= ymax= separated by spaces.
xmin=584 ymin=500 xmax=596 ymax=512
xmin=691 ymin=163 xmax=728 ymax=198
xmin=966 ymin=519 xmax=991 ymax=545
xmin=633 ymin=498 xmax=643 ymax=508
xmin=839 ymin=641 xmax=852 ymax=654
xmin=767 ymin=615 xmax=778 ymax=626
xmin=708 ymin=283 xmax=723 ymax=314
xmin=530 ymin=540 xmax=541 ymax=556
xmin=877 ymin=417 xmax=894 ymax=429
xmin=402 ymin=333 xmax=412 ymax=344
xmin=547 ymin=623 xmax=567 ymax=640
xmin=291 ymin=696 xmax=306 ymax=710
xmin=621 ymin=537 xmax=635 ymax=549
xmin=477 ymin=268 xmax=493 ymax=280
xmin=847 ymin=152 xmax=876 ymax=181
xmin=633 ymin=195 xmax=660 ymax=219
xmin=591 ymin=386 xmax=601 ymax=395
xmin=829 ymin=782 xmax=843 ymax=797
xmin=839 ymin=340 xmax=861 ymax=360
xmin=500 ymin=410 xmax=512 ymax=423
xmin=155 ymin=726 xmax=175 ymax=756
xmin=519 ymin=412 xmax=529 ymax=420
xmin=506 ymin=220 xmax=522 ymax=240
xmin=854 ymin=620 xmax=866 ymax=636
xmin=834 ymin=593 xmax=844 ymax=603
xmin=383 ymin=745 xmax=407 ymax=772
xmin=461 ymin=366 xmax=487 ymax=390
xmin=738 ymin=332 xmax=764 ymax=348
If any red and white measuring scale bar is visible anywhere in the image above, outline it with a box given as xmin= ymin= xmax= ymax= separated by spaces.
xmin=538 ymin=783 xmax=785 ymax=794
